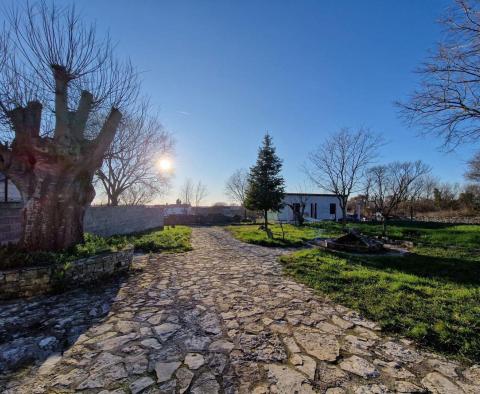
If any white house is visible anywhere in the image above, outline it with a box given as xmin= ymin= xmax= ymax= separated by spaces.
xmin=271 ymin=193 xmax=344 ymax=223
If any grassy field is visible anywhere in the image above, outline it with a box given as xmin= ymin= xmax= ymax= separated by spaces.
xmin=228 ymin=220 xmax=480 ymax=249
xmin=280 ymin=221 xmax=480 ymax=363
xmin=119 ymin=225 xmax=192 ymax=253
xmin=226 ymin=223 xmax=339 ymax=247
xmin=312 ymin=220 xmax=480 ymax=249
xmin=0 ymin=226 xmax=192 ymax=270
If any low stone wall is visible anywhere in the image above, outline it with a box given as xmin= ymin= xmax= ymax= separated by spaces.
xmin=0 ymin=205 xmax=165 ymax=244
xmin=415 ymin=216 xmax=480 ymax=225
xmin=0 ymin=247 xmax=133 ymax=300
xmin=84 ymin=205 xmax=164 ymax=237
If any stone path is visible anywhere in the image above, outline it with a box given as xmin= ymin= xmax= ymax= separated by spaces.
xmin=1 ymin=227 xmax=479 ymax=393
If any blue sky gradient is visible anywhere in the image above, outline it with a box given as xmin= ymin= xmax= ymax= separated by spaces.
xmin=11 ymin=0 xmax=480 ymax=203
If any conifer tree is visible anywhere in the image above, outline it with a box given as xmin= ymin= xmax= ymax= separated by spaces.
xmin=245 ymin=134 xmax=285 ymax=233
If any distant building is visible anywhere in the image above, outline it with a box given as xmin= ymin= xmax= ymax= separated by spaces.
xmin=162 ymin=203 xmax=193 ymax=216
xmin=0 ymin=173 xmax=22 ymax=203
xmin=273 ymin=193 xmax=344 ymax=223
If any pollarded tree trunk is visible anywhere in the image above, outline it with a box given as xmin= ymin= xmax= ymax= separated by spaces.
xmin=0 ymin=66 xmax=122 ymax=251
xmin=18 ymin=168 xmax=96 ymax=250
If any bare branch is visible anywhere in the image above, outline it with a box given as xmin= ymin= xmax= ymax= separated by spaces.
xmin=304 ymin=127 xmax=383 ymax=224
xmin=95 ymin=103 xmax=174 ymax=205
xmin=400 ymin=0 xmax=480 ymax=147
xmin=225 ymin=169 xmax=248 ymax=206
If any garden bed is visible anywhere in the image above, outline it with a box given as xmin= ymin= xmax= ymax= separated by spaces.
xmin=0 ymin=226 xmax=192 ymax=300
xmin=0 ymin=246 xmax=133 ymax=300
xmin=0 ymin=226 xmax=192 ymax=271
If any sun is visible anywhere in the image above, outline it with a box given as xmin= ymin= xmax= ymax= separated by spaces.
xmin=157 ymin=158 xmax=172 ymax=172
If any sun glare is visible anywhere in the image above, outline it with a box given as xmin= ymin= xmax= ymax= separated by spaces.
xmin=157 ymin=158 xmax=172 ymax=172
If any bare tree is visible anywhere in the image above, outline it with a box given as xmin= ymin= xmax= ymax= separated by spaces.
xmin=0 ymin=2 xmax=138 ymax=251
xmin=179 ymin=178 xmax=207 ymax=213
xmin=95 ymin=102 xmax=174 ymax=206
xmin=305 ymin=128 xmax=382 ymax=226
xmin=465 ymin=151 xmax=480 ymax=183
xmin=194 ymin=181 xmax=208 ymax=208
xmin=225 ymin=169 xmax=248 ymax=219
xmin=367 ymin=161 xmax=431 ymax=235
xmin=180 ymin=178 xmax=194 ymax=206
xmin=406 ymin=174 xmax=432 ymax=220
xmin=400 ymin=0 xmax=480 ymax=147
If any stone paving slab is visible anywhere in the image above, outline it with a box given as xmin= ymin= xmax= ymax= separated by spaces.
xmin=0 ymin=227 xmax=478 ymax=393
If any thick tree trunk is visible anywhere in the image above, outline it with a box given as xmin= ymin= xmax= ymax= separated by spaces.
xmin=15 ymin=168 xmax=96 ymax=251
xmin=109 ymin=193 xmax=120 ymax=206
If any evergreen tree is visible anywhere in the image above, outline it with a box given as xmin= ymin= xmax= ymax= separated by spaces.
xmin=245 ymin=134 xmax=285 ymax=233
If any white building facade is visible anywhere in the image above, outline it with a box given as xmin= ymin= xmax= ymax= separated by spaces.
xmin=272 ymin=193 xmax=344 ymax=223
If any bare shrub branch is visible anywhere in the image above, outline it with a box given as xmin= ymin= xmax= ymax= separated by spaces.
xmin=95 ymin=101 xmax=174 ymax=205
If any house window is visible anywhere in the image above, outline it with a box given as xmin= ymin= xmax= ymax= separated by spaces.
xmin=314 ymin=203 xmax=317 ymax=219
xmin=329 ymin=203 xmax=336 ymax=215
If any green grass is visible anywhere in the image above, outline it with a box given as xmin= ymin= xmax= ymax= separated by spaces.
xmin=227 ymin=220 xmax=480 ymax=250
xmin=281 ymin=245 xmax=480 ymax=363
xmin=226 ymin=224 xmax=338 ymax=247
xmin=311 ymin=220 xmax=480 ymax=249
xmin=0 ymin=226 xmax=192 ymax=270
xmin=113 ymin=225 xmax=192 ymax=253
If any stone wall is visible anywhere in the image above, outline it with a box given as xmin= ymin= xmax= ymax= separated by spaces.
xmin=414 ymin=216 xmax=480 ymax=225
xmin=84 ymin=205 xmax=164 ymax=237
xmin=0 ymin=247 xmax=133 ymax=300
xmin=0 ymin=204 xmax=22 ymax=245
xmin=0 ymin=205 xmax=165 ymax=244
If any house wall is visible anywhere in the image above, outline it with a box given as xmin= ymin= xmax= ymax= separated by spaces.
xmin=0 ymin=205 xmax=165 ymax=244
xmin=275 ymin=194 xmax=343 ymax=222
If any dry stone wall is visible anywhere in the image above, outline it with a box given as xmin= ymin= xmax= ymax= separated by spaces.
xmin=0 ymin=247 xmax=133 ymax=300
xmin=0 ymin=205 xmax=165 ymax=245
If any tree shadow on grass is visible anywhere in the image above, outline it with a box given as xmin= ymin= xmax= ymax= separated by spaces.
xmin=0 ymin=274 xmax=126 ymax=377
xmin=351 ymin=251 xmax=480 ymax=286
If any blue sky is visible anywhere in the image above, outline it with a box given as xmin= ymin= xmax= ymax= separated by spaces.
xmin=17 ymin=1 xmax=480 ymax=203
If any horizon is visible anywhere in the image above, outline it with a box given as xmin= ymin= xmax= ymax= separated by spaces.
xmin=3 ymin=0 xmax=478 ymax=205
